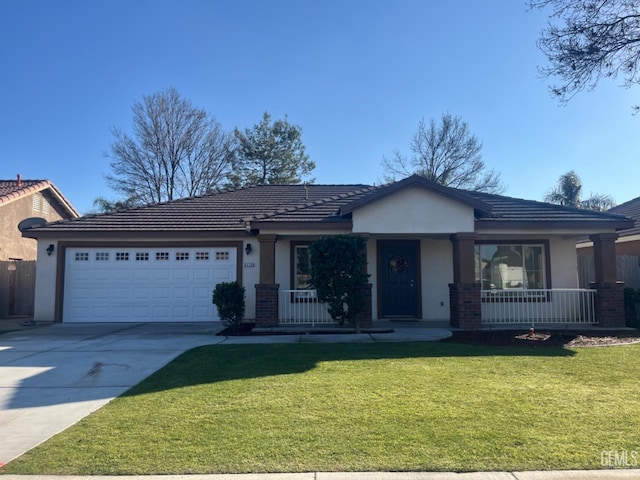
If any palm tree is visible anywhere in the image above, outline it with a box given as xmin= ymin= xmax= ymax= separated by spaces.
xmin=544 ymin=171 xmax=615 ymax=211
xmin=544 ymin=170 xmax=582 ymax=207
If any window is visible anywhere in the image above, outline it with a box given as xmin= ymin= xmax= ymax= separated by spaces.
xmin=176 ymin=252 xmax=189 ymax=261
xmin=196 ymin=252 xmax=209 ymax=261
xmin=215 ymin=251 xmax=229 ymax=261
xmin=95 ymin=252 xmax=109 ymax=261
xmin=75 ymin=252 xmax=89 ymax=261
xmin=475 ymin=244 xmax=545 ymax=290
xmin=294 ymin=245 xmax=312 ymax=290
xmin=116 ymin=252 xmax=129 ymax=261
xmin=156 ymin=252 xmax=169 ymax=261
xmin=136 ymin=252 xmax=149 ymax=261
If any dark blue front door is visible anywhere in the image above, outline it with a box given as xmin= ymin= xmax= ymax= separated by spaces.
xmin=379 ymin=241 xmax=420 ymax=318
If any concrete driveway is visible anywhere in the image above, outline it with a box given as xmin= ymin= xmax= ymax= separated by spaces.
xmin=0 ymin=322 xmax=226 ymax=465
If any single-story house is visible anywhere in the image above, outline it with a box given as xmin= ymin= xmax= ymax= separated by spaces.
xmin=23 ymin=175 xmax=633 ymax=329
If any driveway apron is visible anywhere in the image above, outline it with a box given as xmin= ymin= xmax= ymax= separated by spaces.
xmin=0 ymin=323 xmax=224 ymax=465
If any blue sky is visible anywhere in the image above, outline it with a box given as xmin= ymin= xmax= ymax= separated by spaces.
xmin=1 ymin=0 xmax=639 ymax=214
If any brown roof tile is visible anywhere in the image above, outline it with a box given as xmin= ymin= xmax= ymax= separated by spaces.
xmin=608 ymin=196 xmax=640 ymax=237
xmin=23 ymin=178 xmax=633 ymax=237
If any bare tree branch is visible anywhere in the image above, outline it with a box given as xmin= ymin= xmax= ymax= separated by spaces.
xmin=530 ymin=0 xmax=640 ymax=110
xmin=105 ymin=87 xmax=235 ymax=205
xmin=381 ymin=113 xmax=504 ymax=193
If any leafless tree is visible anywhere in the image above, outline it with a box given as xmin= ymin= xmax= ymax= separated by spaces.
xmin=106 ymin=87 xmax=235 ymax=205
xmin=382 ymin=113 xmax=504 ymax=193
xmin=531 ymin=0 xmax=640 ymax=111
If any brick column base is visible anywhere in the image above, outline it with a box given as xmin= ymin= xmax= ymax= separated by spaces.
xmin=449 ymin=283 xmax=482 ymax=330
xmin=255 ymin=284 xmax=279 ymax=327
xmin=355 ymin=283 xmax=373 ymax=329
xmin=589 ymin=282 xmax=625 ymax=328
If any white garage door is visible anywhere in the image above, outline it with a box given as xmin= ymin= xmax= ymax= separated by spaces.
xmin=63 ymin=247 xmax=237 ymax=323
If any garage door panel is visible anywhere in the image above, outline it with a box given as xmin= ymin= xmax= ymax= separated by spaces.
xmin=64 ymin=247 xmax=236 ymax=323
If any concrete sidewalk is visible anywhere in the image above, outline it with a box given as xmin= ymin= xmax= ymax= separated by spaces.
xmin=1 ymin=470 xmax=639 ymax=479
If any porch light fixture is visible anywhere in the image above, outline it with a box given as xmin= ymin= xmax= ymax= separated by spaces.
xmin=245 ymin=243 xmax=252 ymax=255
xmin=46 ymin=244 xmax=55 ymax=256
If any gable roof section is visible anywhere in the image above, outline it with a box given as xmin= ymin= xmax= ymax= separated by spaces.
xmin=607 ymin=196 xmax=640 ymax=237
xmin=22 ymin=177 xmax=633 ymax=238
xmin=0 ymin=178 xmax=79 ymax=218
xmin=339 ymin=174 xmax=493 ymax=216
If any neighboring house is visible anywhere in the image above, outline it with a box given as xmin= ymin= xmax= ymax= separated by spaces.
xmin=577 ymin=196 xmax=640 ymax=257
xmin=0 ymin=175 xmax=79 ymax=261
xmin=577 ymin=196 xmax=640 ymax=289
xmin=0 ymin=175 xmax=79 ymax=317
xmin=22 ymin=175 xmax=633 ymax=329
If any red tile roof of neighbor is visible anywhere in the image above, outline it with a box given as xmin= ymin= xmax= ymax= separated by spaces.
xmin=0 ymin=177 xmax=80 ymax=218
xmin=21 ymin=175 xmax=633 ymax=237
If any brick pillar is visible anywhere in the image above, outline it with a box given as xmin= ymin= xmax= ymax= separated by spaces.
xmin=589 ymin=282 xmax=625 ymax=328
xmin=449 ymin=283 xmax=482 ymax=329
xmin=255 ymin=283 xmax=279 ymax=326
xmin=355 ymin=283 xmax=373 ymax=329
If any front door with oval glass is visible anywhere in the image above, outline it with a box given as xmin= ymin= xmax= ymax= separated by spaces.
xmin=379 ymin=241 xmax=420 ymax=318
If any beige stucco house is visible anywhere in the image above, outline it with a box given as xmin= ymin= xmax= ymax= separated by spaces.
xmin=0 ymin=175 xmax=79 ymax=261
xmin=22 ymin=175 xmax=633 ymax=329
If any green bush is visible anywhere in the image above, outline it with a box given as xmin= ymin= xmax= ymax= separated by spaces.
xmin=309 ymin=235 xmax=369 ymax=332
xmin=624 ymin=288 xmax=640 ymax=328
xmin=212 ymin=281 xmax=245 ymax=328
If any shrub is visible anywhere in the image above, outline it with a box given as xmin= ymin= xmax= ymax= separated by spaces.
xmin=212 ymin=281 xmax=245 ymax=328
xmin=309 ymin=235 xmax=369 ymax=332
xmin=624 ymin=288 xmax=640 ymax=328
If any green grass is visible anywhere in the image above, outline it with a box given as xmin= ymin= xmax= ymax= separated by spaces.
xmin=3 ymin=342 xmax=640 ymax=474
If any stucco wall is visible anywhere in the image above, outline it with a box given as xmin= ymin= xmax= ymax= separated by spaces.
xmin=352 ymin=187 xmax=475 ymax=234
xmin=33 ymin=240 xmax=58 ymax=321
xmin=549 ymin=237 xmax=579 ymax=288
xmin=1 ymin=191 xmax=68 ymax=261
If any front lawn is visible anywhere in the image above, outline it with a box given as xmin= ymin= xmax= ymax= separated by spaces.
xmin=3 ymin=342 xmax=639 ymax=474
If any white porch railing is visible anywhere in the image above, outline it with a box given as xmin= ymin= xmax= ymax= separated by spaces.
xmin=481 ymin=288 xmax=597 ymax=325
xmin=279 ymin=289 xmax=335 ymax=325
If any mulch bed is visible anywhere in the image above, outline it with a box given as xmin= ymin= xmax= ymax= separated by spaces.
xmin=448 ymin=330 xmax=640 ymax=348
xmin=218 ymin=323 xmax=640 ymax=347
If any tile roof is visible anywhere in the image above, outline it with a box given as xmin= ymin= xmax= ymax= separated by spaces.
xmin=464 ymin=190 xmax=632 ymax=228
xmin=26 ymin=184 xmax=374 ymax=234
xmin=607 ymin=196 xmax=640 ymax=237
xmin=22 ymin=177 xmax=633 ymax=236
xmin=0 ymin=178 xmax=80 ymax=217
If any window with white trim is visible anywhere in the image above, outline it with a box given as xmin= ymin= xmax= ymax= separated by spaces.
xmin=196 ymin=252 xmax=210 ymax=261
xmin=176 ymin=252 xmax=189 ymax=261
xmin=116 ymin=252 xmax=129 ymax=261
xmin=475 ymin=244 xmax=545 ymax=290
xmin=136 ymin=252 xmax=149 ymax=261
xmin=156 ymin=252 xmax=169 ymax=261
xmin=95 ymin=252 xmax=109 ymax=261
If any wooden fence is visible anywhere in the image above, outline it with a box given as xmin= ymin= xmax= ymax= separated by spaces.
xmin=578 ymin=255 xmax=640 ymax=289
xmin=0 ymin=260 xmax=36 ymax=318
